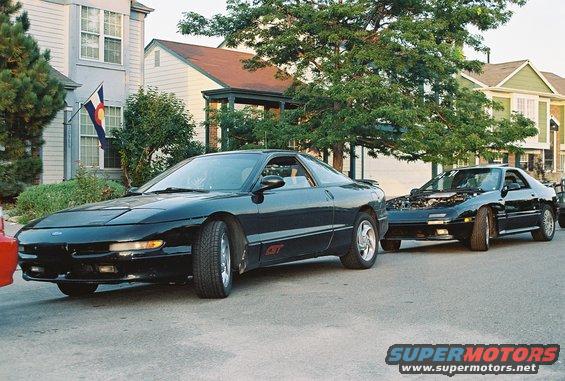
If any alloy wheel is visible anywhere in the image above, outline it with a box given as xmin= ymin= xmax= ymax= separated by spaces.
xmin=220 ymin=233 xmax=231 ymax=288
xmin=543 ymin=209 xmax=554 ymax=237
xmin=357 ymin=220 xmax=376 ymax=261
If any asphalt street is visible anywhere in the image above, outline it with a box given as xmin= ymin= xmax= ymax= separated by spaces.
xmin=0 ymin=222 xmax=563 ymax=380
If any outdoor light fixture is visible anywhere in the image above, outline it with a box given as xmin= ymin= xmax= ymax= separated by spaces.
xmin=109 ymin=240 xmax=164 ymax=252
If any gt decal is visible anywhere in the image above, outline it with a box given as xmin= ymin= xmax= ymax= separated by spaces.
xmin=265 ymin=244 xmax=284 ymax=256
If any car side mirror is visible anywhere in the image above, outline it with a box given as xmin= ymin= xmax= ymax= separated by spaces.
xmin=126 ymin=187 xmax=140 ymax=196
xmin=255 ymin=175 xmax=285 ymax=194
xmin=501 ymin=183 xmax=520 ymax=197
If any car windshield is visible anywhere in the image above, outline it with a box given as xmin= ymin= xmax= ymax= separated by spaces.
xmin=139 ymin=153 xmax=261 ymax=193
xmin=420 ymin=168 xmax=502 ymax=192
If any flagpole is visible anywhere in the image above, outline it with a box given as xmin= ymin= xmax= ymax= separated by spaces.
xmin=67 ymin=81 xmax=104 ymax=123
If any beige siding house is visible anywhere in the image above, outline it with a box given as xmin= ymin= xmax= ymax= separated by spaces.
xmin=144 ymin=39 xmax=293 ymax=147
xmin=145 ymin=40 xmax=432 ymax=196
xmin=20 ymin=0 xmax=152 ymax=183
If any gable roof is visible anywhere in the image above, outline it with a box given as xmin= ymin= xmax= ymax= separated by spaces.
xmin=131 ymin=1 xmax=153 ymax=14
xmin=541 ymin=72 xmax=565 ymax=95
xmin=463 ymin=60 xmax=528 ymax=87
xmin=147 ymin=39 xmax=293 ymax=94
xmin=463 ymin=59 xmax=559 ymax=95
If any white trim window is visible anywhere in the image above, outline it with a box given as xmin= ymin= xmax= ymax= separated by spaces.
xmin=80 ymin=106 xmax=122 ymax=169
xmin=512 ymin=94 xmax=538 ymax=122
xmin=80 ymin=6 xmax=123 ymax=64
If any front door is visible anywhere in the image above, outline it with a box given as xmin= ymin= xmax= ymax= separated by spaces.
xmin=503 ymin=170 xmax=540 ymax=230
xmin=256 ymin=155 xmax=334 ymax=262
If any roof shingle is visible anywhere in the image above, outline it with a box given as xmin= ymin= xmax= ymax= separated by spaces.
xmin=541 ymin=72 xmax=565 ymax=95
xmin=153 ymin=39 xmax=294 ymax=94
xmin=463 ymin=60 xmax=527 ymax=87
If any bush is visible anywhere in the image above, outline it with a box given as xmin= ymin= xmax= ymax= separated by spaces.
xmin=113 ymin=88 xmax=204 ymax=188
xmin=13 ymin=168 xmax=125 ymax=224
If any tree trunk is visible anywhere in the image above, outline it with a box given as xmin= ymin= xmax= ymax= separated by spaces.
xmin=332 ymin=143 xmax=344 ymax=172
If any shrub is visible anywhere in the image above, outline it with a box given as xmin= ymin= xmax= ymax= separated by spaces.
xmin=13 ymin=168 xmax=125 ymax=224
xmin=113 ymin=88 xmax=204 ymax=188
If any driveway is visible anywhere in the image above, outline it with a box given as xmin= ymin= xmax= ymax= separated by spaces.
xmin=0 ymin=230 xmax=563 ymax=380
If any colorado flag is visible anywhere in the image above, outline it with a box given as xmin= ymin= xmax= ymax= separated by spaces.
xmin=84 ymin=84 xmax=108 ymax=150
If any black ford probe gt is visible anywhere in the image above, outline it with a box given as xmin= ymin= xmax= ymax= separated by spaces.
xmin=17 ymin=150 xmax=388 ymax=298
xmin=381 ymin=165 xmax=559 ymax=252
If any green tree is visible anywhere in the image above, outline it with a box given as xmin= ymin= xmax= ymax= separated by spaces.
xmin=179 ymin=0 xmax=536 ymax=171
xmin=0 ymin=0 xmax=65 ymax=198
xmin=113 ymin=88 xmax=204 ymax=188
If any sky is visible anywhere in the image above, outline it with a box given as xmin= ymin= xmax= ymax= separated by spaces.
xmin=143 ymin=0 xmax=565 ymax=76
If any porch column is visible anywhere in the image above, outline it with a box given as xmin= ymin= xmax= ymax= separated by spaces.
xmin=204 ymin=96 xmax=210 ymax=153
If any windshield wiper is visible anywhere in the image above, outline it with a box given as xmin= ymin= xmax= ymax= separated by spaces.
xmin=450 ymin=187 xmax=485 ymax=193
xmin=149 ymin=187 xmax=209 ymax=194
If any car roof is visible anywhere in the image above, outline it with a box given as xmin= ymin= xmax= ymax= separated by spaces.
xmin=447 ymin=164 xmax=513 ymax=170
xmin=201 ymin=149 xmax=299 ymax=157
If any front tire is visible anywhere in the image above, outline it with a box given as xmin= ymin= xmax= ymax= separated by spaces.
xmin=57 ymin=283 xmax=98 ymax=297
xmin=340 ymin=212 xmax=378 ymax=269
xmin=532 ymin=204 xmax=555 ymax=241
xmin=380 ymin=239 xmax=401 ymax=252
xmin=193 ymin=220 xmax=233 ymax=298
xmin=469 ymin=207 xmax=491 ymax=251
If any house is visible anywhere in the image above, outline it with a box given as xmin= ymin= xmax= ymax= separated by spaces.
xmin=460 ymin=60 xmax=565 ymax=177
xmin=144 ymin=39 xmax=294 ymax=149
xmin=20 ymin=0 xmax=153 ymax=183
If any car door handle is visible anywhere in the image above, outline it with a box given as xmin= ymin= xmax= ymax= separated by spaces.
xmin=324 ymin=190 xmax=335 ymax=200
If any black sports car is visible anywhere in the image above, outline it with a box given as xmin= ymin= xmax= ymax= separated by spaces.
xmin=381 ymin=165 xmax=559 ymax=252
xmin=17 ymin=150 xmax=388 ymax=298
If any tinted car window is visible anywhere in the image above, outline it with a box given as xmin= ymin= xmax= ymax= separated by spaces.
xmin=504 ymin=170 xmax=529 ymax=189
xmin=140 ymin=153 xmax=260 ymax=192
xmin=300 ymin=154 xmax=353 ymax=185
xmin=262 ymin=156 xmax=314 ymax=190
xmin=422 ymin=168 xmax=502 ymax=192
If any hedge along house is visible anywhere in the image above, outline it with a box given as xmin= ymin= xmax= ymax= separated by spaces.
xmin=144 ymin=39 xmax=294 ymax=150
xmin=460 ymin=60 xmax=565 ymax=177
xmin=19 ymin=0 xmax=153 ymax=183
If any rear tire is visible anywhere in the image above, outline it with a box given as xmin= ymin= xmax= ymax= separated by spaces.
xmin=380 ymin=239 xmax=401 ymax=252
xmin=532 ymin=204 xmax=555 ymax=241
xmin=57 ymin=283 xmax=98 ymax=297
xmin=340 ymin=212 xmax=378 ymax=269
xmin=193 ymin=220 xmax=233 ymax=298
xmin=469 ymin=207 xmax=491 ymax=252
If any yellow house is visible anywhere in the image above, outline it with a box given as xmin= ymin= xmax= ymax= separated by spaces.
xmin=460 ymin=60 xmax=565 ymax=177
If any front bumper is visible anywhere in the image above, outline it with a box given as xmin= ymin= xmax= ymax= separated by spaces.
xmin=384 ymin=220 xmax=474 ymax=241
xmin=17 ymin=220 xmax=197 ymax=284
xmin=19 ymin=246 xmax=192 ymax=284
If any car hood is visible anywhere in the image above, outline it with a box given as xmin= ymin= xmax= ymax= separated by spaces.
xmin=25 ymin=192 xmax=238 ymax=229
xmin=387 ymin=190 xmax=482 ymax=210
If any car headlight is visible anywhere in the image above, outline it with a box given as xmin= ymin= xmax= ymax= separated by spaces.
xmin=109 ymin=240 xmax=164 ymax=252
